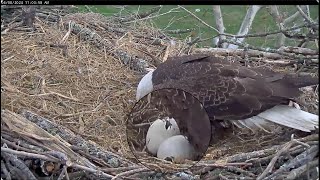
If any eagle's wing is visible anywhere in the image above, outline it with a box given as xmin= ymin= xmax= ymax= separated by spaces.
xmin=152 ymin=55 xmax=317 ymax=121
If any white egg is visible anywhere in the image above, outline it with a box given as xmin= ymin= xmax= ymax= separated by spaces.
xmin=146 ymin=118 xmax=180 ymax=155
xmin=157 ymin=135 xmax=195 ymax=161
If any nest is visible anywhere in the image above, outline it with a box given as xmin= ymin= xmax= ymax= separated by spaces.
xmin=1 ymin=5 xmax=319 ymax=180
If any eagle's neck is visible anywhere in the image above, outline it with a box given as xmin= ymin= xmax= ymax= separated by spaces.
xmin=136 ymin=69 xmax=155 ymax=101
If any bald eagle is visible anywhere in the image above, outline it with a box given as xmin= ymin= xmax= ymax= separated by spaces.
xmin=136 ymin=54 xmax=319 ymax=133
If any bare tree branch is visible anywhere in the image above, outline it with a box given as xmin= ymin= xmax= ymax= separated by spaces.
xmin=296 ymin=5 xmax=314 ymax=25
xmin=221 ymin=38 xmax=318 ymax=61
xmin=223 ymin=22 xmax=317 ymax=38
xmin=212 ymin=5 xmax=226 ymax=48
xmin=228 ymin=5 xmax=263 ymax=49
xmin=267 ymin=5 xmax=308 ymax=47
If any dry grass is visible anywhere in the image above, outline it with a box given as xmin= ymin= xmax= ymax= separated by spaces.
xmin=1 ymin=17 xmax=138 ymax=158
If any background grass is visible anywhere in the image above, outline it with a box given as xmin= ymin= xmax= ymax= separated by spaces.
xmin=77 ymin=5 xmax=319 ymax=49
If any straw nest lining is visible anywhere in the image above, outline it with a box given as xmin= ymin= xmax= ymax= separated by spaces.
xmin=1 ymin=6 xmax=319 ymax=180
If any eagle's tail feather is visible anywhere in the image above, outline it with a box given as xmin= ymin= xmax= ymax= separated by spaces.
xmin=233 ymin=105 xmax=319 ymax=132
xmin=233 ymin=117 xmax=275 ymax=133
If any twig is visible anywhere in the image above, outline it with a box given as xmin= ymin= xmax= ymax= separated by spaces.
xmin=178 ymin=5 xmax=220 ymax=34
xmin=57 ymin=165 xmax=69 ymax=180
xmin=30 ymin=91 xmax=79 ymax=102
xmin=2 ymin=55 xmax=15 ymax=63
xmin=125 ymin=7 xmax=180 ymax=24
xmin=102 ymin=166 xmax=141 ymax=173
xmin=187 ymin=36 xmax=200 ymax=46
xmin=84 ymin=5 xmax=93 ymax=13
xmin=1 ymin=147 xmax=60 ymax=162
xmin=71 ymin=164 xmax=115 ymax=179
xmin=118 ymin=5 xmax=162 ymax=23
xmin=111 ymin=168 xmax=149 ymax=180
xmin=225 ymin=166 xmax=256 ymax=177
xmin=291 ymin=139 xmax=311 ymax=148
xmin=1 ymin=137 xmax=45 ymax=154
xmin=165 ymin=28 xmax=195 ymax=34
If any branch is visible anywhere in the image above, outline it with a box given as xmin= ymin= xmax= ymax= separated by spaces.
xmin=222 ymin=22 xmax=318 ymax=38
xmin=212 ymin=5 xmax=226 ymax=48
xmin=266 ymin=5 xmax=311 ymax=47
xmin=111 ymin=168 xmax=149 ymax=180
xmin=1 ymin=147 xmax=60 ymax=163
xmin=228 ymin=5 xmax=263 ymax=49
xmin=194 ymin=47 xmax=283 ymax=59
xmin=71 ymin=164 xmax=115 ymax=179
xmin=278 ymin=46 xmax=318 ymax=55
xmin=267 ymin=6 xmax=284 ymax=27
xmin=220 ymin=38 xmax=318 ymax=61
xmin=296 ymin=5 xmax=314 ymax=25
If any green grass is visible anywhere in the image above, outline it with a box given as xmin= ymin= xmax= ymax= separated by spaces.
xmin=77 ymin=5 xmax=318 ymax=49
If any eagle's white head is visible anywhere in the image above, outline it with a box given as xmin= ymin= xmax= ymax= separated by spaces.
xmin=136 ymin=69 xmax=155 ymax=101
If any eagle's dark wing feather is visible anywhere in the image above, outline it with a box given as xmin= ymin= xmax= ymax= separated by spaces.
xmin=152 ymin=55 xmax=318 ymax=121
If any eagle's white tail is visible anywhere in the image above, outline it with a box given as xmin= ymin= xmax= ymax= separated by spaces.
xmin=233 ymin=105 xmax=319 ymax=133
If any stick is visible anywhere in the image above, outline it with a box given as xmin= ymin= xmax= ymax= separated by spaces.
xmin=2 ymin=151 xmax=37 ymax=180
xmin=71 ymin=164 xmax=115 ymax=179
xmin=1 ymin=147 xmax=60 ymax=162
xmin=256 ymin=141 xmax=295 ymax=180
xmin=111 ymin=168 xmax=149 ymax=180
xmin=178 ymin=5 xmax=220 ymax=34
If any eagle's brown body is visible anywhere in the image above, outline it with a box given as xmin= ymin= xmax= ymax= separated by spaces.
xmin=152 ymin=54 xmax=318 ymax=121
